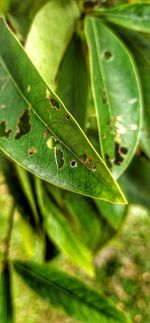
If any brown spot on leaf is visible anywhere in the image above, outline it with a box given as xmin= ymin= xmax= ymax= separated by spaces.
xmin=0 ymin=121 xmax=12 ymax=138
xmin=15 ymin=109 xmax=31 ymax=140
xmin=49 ymin=98 xmax=60 ymax=110
xmin=28 ymin=147 xmax=37 ymax=156
xmin=80 ymin=154 xmax=91 ymax=165
xmin=44 ymin=128 xmax=50 ymax=138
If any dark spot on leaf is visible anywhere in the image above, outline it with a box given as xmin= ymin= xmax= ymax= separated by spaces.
xmin=70 ymin=160 xmax=77 ymax=168
xmin=102 ymin=50 xmax=112 ymax=61
xmin=120 ymin=147 xmax=128 ymax=155
xmin=44 ymin=128 xmax=50 ymax=138
xmin=102 ymin=90 xmax=107 ymax=105
xmin=114 ymin=142 xmax=126 ymax=165
xmin=28 ymin=147 xmax=37 ymax=156
xmin=0 ymin=121 xmax=12 ymax=138
xmin=83 ymin=0 xmax=98 ymax=9
xmin=92 ymin=165 xmax=96 ymax=172
xmin=15 ymin=109 xmax=31 ymax=140
xmin=66 ymin=114 xmax=70 ymax=120
xmin=105 ymin=154 xmax=112 ymax=168
xmin=80 ymin=154 xmax=91 ymax=164
xmin=49 ymin=98 xmax=60 ymax=110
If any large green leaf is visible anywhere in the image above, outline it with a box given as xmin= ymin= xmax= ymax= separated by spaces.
xmin=0 ymin=263 xmax=13 ymax=323
xmin=85 ymin=17 xmax=142 ymax=179
xmin=56 ymin=33 xmax=89 ymax=128
xmin=96 ymin=4 xmax=150 ymax=33
xmin=25 ymin=0 xmax=80 ymax=86
xmin=14 ymin=261 xmax=131 ymax=323
xmin=35 ymin=178 xmax=94 ymax=275
xmin=0 ymin=18 xmax=126 ymax=204
xmin=119 ymin=30 xmax=150 ymax=158
xmin=64 ymin=193 xmax=101 ymax=250
xmin=119 ymin=156 xmax=150 ymax=210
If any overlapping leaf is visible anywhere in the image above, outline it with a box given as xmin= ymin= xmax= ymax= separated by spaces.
xmin=14 ymin=261 xmax=131 ymax=323
xmin=56 ymin=34 xmax=89 ymax=128
xmin=85 ymin=17 xmax=142 ymax=178
xmin=96 ymin=3 xmax=150 ymax=33
xmin=35 ymin=178 xmax=94 ymax=275
xmin=119 ymin=30 xmax=150 ymax=158
xmin=25 ymin=0 xmax=80 ymax=86
xmin=0 ymin=18 xmax=126 ymax=203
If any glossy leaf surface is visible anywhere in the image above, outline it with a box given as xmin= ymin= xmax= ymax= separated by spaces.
xmin=56 ymin=34 xmax=89 ymax=128
xmin=120 ymin=30 xmax=150 ymax=158
xmin=26 ymin=0 xmax=80 ymax=86
xmin=64 ymin=193 xmax=101 ymax=250
xmin=14 ymin=261 xmax=131 ymax=323
xmin=0 ymin=18 xmax=126 ymax=204
xmin=35 ymin=178 xmax=94 ymax=276
xmin=96 ymin=4 xmax=150 ymax=33
xmin=0 ymin=263 xmax=13 ymax=323
xmin=85 ymin=17 xmax=142 ymax=178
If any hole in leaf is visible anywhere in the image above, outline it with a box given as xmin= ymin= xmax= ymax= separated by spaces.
xmin=120 ymin=147 xmax=128 ymax=155
xmin=102 ymin=50 xmax=113 ymax=61
xmin=0 ymin=121 xmax=12 ymax=138
xmin=54 ymin=146 xmax=64 ymax=170
xmin=92 ymin=165 xmax=96 ymax=172
xmin=114 ymin=142 xmax=128 ymax=165
xmin=15 ymin=109 xmax=31 ymax=140
xmin=66 ymin=114 xmax=70 ymax=120
xmin=80 ymin=154 xmax=91 ymax=164
xmin=70 ymin=160 xmax=77 ymax=168
xmin=49 ymin=98 xmax=60 ymax=110
xmin=28 ymin=147 xmax=37 ymax=156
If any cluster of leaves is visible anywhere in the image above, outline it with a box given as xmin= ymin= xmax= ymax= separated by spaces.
xmin=0 ymin=0 xmax=150 ymax=322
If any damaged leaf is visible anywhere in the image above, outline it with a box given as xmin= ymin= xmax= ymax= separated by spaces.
xmin=0 ymin=18 xmax=126 ymax=204
xmin=85 ymin=17 xmax=142 ymax=178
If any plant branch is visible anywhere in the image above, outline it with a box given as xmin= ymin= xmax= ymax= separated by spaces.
xmin=2 ymin=200 xmax=15 ymax=270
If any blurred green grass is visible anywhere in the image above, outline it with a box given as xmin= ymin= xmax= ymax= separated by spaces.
xmin=0 ymin=178 xmax=150 ymax=323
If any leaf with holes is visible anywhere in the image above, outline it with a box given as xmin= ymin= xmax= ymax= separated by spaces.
xmin=85 ymin=17 xmax=142 ymax=179
xmin=35 ymin=178 xmax=94 ymax=276
xmin=119 ymin=30 xmax=150 ymax=158
xmin=14 ymin=261 xmax=131 ymax=323
xmin=0 ymin=18 xmax=126 ymax=204
xmin=25 ymin=0 xmax=80 ymax=86
xmin=56 ymin=34 xmax=89 ymax=128
xmin=0 ymin=262 xmax=13 ymax=323
xmin=96 ymin=3 xmax=150 ymax=33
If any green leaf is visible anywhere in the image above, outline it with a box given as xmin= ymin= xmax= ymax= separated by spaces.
xmin=0 ymin=18 xmax=126 ymax=204
xmin=95 ymin=200 xmax=127 ymax=230
xmin=64 ymin=193 xmax=101 ymax=250
xmin=14 ymin=261 xmax=131 ymax=323
xmin=35 ymin=178 xmax=94 ymax=276
xmin=25 ymin=0 xmax=80 ymax=86
xmin=0 ymin=263 xmax=13 ymax=323
xmin=56 ymin=33 xmax=89 ymax=128
xmin=85 ymin=17 xmax=142 ymax=178
xmin=96 ymin=4 xmax=150 ymax=33
xmin=119 ymin=30 xmax=150 ymax=158
xmin=15 ymin=164 xmax=40 ymax=226
xmin=119 ymin=156 xmax=150 ymax=210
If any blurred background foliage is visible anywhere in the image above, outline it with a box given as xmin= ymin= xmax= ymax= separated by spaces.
xmin=0 ymin=0 xmax=150 ymax=322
